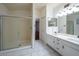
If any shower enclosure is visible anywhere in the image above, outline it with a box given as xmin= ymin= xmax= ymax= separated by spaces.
xmin=0 ymin=15 xmax=32 ymax=51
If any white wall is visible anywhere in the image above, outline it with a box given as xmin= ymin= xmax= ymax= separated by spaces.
xmin=53 ymin=3 xmax=67 ymax=33
xmin=34 ymin=8 xmax=41 ymax=19
xmin=46 ymin=4 xmax=54 ymax=18
xmin=46 ymin=4 xmax=54 ymax=35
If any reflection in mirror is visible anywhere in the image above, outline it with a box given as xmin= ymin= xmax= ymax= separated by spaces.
xmin=48 ymin=18 xmax=57 ymax=27
xmin=57 ymin=12 xmax=79 ymax=37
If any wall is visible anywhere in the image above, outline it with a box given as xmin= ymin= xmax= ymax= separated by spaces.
xmin=53 ymin=3 xmax=67 ymax=33
xmin=46 ymin=4 xmax=54 ymax=35
xmin=34 ymin=8 xmax=41 ymax=19
xmin=46 ymin=4 xmax=54 ymax=18
xmin=8 ymin=10 xmax=32 ymax=17
xmin=39 ymin=4 xmax=61 ymax=43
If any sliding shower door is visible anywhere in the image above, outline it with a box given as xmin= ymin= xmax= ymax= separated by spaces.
xmin=2 ymin=17 xmax=19 ymax=50
xmin=17 ymin=18 xmax=32 ymax=46
xmin=0 ymin=16 xmax=32 ymax=51
xmin=0 ymin=19 xmax=1 ymax=51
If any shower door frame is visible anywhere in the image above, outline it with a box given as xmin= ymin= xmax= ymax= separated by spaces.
xmin=0 ymin=16 xmax=3 ymax=51
xmin=0 ymin=15 xmax=33 ymax=54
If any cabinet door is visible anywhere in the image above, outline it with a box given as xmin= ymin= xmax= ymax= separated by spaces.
xmin=61 ymin=45 xmax=79 ymax=56
xmin=47 ymin=35 xmax=55 ymax=49
xmin=61 ymin=40 xmax=79 ymax=56
xmin=54 ymin=38 xmax=63 ymax=54
xmin=47 ymin=35 xmax=53 ymax=46
xmin=51 ymin=37 xmax=56 ymax=49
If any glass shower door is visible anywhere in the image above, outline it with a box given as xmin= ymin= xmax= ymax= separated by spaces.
xmin=2 ymin=16 xmax=20 ymax=50
xmin=0 ymin=16 xmax=32 ymax=51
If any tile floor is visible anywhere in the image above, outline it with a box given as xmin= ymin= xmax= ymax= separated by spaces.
xmin=31 ymin=40 xmax=60 ymax=56
xmin=0 ymin=40 xmax=60 ymax=56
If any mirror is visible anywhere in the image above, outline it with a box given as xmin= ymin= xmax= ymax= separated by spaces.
xmin=48 ymin=18 xmax=57 ymax=27
xmin=57 ymin=12 xmax=79 ymax=36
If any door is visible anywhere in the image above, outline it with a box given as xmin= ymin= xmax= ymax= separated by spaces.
xmin=2 ymin=17 xmax=19 ymax=50
xmin=40 ymin=17 xmax=46 ymax=42
xmin=35 ymin=20 xmax=39 ymax=40
xmin=18 ymin=18 xmax=32 ymax=46
xmin=2 ymin=17 xmax=32 ymax=51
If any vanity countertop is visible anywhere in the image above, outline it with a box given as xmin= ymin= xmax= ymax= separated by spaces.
xmin=48 ymin=33 xmax=79 ymax=46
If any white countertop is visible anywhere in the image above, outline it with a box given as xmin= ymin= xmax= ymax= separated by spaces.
xmin=48 ymin=33 xmax=79 ymax=46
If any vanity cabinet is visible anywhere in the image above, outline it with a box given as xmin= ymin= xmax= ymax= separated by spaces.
xmin=47 ymin=34 xmax=55 ymax=48
xmin=47 ymin=35 xmax=79 ymax=56
xmin=61 ymin=40 xmax=79 ymax=56
xmin=54 ymin=38 xmax=63 ymax=54
xmin=47 ymin=36 xmax=63 ymax=54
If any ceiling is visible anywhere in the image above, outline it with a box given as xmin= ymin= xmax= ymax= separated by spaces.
xmin=34 ymin=3 xmax=61 ymax=10
xmin=34 ymin=3 xmax=46 ymax=9
xmin=3 ymin=3 xmax=32 ymax=10
xmin=3 ymin=3 xmax=65 ymax=11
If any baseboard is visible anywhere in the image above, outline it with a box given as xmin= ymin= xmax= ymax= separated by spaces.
xmin=0 ymin=45 xmax=32 ymax=55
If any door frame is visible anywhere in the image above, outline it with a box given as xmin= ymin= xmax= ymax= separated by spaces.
xmin=32 ymin=4 xmax=36 ymax=48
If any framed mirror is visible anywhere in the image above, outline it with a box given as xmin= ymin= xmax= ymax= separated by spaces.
xmin=48 ymin=18 xmax=57 ymax=27
xmin=57 ymin=12 xmax=79 ymax=37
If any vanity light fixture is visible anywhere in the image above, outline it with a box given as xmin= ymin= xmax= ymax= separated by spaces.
xmin=56 ymin=11 xmax=63 ymax=17
xmin=55 ymin=3 xmax=79 ymax=18
xmin=72 ymin=7 xmax=79 ymax=12
xmin=56 ymin=9 xmax=67 ymax=18
xmin=62 ymin=8 xmax=67 ymax=15
xmin=66 ymin=7 xmax=73 ymax=14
